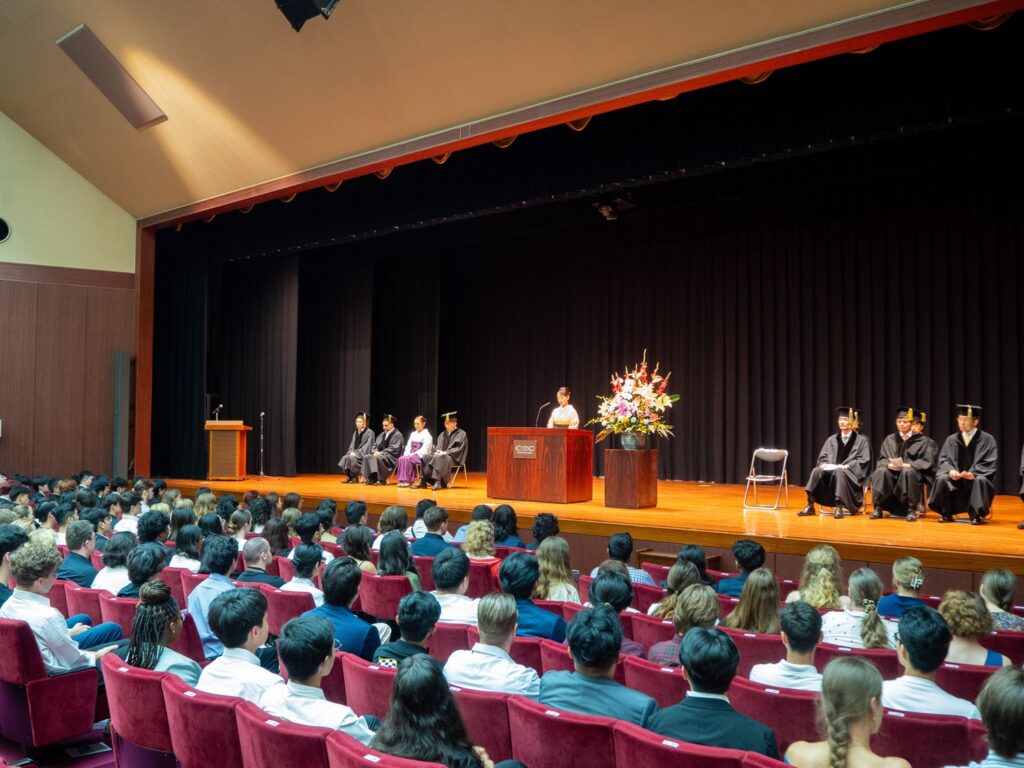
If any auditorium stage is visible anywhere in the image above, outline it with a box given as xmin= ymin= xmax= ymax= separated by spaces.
xmin=165 ymin=473 xmax=1024 ymax=576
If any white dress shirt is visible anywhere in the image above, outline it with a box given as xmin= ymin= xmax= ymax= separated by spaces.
xmin=169 ymin=554 xmax=201 ymax=572
xmin=281 ymin=578 xmax=324 ymax=607
xmin=444 ymin=642 xmax=540 ymax=699
xmin=286 ymin=549 xmax=334 ymax=564
xmin=432 ymin=592 xmax=479 ymax=625
xmin=196 ymin=647 xmax=284 ymax=704
xmin=114 ymin=514 xmax=139 ymax=535
xmin=820 ymin=609 xmax=897 ymax=649
xmin=91 ymin=566 xmax=132 ymax=595
xmin=881 ymin=675 xmax=981 ymax=719
xmin=0 ymin=589 xmax=95 ymax=672
xmin=748 ymin=659 xmax=823 ymax=692
xmin=260 ymin=680 xmax=375 ymax=744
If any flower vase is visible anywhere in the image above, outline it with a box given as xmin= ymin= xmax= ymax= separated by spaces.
xmin=620 ymin=433 xmax=648 ymax=451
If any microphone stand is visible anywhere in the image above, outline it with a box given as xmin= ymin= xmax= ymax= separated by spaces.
xmin=535 ymin=402 xmax=551 ymax=428
xmin=259 ymin=412 xmax=266 ymax=478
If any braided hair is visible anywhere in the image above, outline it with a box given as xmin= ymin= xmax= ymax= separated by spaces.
xmin=849 ymin=568 xmax=891 ymax=649
xmin=125 ymin=579 xmax=181 ymax=671
xmin=819 ymin=656 xmax=882 ymax=768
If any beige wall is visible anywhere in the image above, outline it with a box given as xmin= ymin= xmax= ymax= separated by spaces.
xmin=0 ymin=110 xmax=136 ymax=273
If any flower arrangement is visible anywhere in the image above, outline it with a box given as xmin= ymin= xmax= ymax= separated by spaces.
xmin=587 ymin=350 xmax=679 ymax=442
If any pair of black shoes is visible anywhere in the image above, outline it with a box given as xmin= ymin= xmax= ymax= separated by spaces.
xmin=344 ymin=476 xmax=358 ymax=484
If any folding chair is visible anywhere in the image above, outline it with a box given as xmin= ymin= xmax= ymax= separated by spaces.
xmin=742 ymin=448 xmax=789 ymax=510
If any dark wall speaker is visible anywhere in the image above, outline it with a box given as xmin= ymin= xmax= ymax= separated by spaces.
xmin=0 ymin=217 xmax=10 ymax=243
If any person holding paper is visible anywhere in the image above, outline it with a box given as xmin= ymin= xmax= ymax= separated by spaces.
xmin=929 ymin=404 xmax=998 ymax=524
xmin=798 ymin=407 xmax=872 ymax=519
xmin=869 ymin=406 xmax=936 ymax=522
xmin=547 ymin=387 xmax=580 ymax=429
xmin=417 ymin=412 xmax=468 ymax=491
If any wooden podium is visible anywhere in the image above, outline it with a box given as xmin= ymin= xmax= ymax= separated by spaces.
xmin=205 ymin=420 xmax=251 ymax=480
xmin=486 ymin=427 xmax=593 ymax=503
xmin=604 ymin=448 xmax=658 ymax=509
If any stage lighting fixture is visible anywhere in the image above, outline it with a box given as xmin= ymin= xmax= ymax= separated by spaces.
xmin=275 ymin=0 xmax=340 ymax=32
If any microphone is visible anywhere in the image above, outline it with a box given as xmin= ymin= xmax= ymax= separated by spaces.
xmin=212 ymin=403 xmax=224 ymax=417
xmin=535 ymin=401 xmax=551 ymax=428
xmin=260 ymin=411 xmax=266 ymax=418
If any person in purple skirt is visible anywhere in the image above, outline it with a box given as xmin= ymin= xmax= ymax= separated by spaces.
xmin=396 ymin=415 xmax=433 ymax=487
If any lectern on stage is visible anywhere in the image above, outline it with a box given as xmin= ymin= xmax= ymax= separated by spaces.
xmin=205 ymin=420 xmax=251 ymax=480
xmin=486 ymin=427 xmax=593 ymax=504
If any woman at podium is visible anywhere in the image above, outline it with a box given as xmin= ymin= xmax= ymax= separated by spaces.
xmin=547 ymin=387 xmax=580 ymax=429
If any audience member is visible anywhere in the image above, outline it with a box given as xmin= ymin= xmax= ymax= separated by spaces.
xmin=648 ymin=627 xmax=779 ymax=757
xmin=55 ymin=520 xmax=99 ymax=587
xmin=306 ymin=556 xmax=382 ymax=660
xmin=282 ymin=543 xmax=325 ymax=607
xmin=91 ymin=531 xmax=138 ymax=595
xmin=648 ymin=561 xmax=700 ymax=617
xmin=168 ymin=506 xmax=196 ymax=542
xmin=716 ymin=539 xmax=766 ymax=597
xmin=949 ymin=667 xmax=1024 ymax=768
xmin=226 ymin=509 xmax=252 ymax=549
xmin=405 ymin=498 xmax=436 ymax=540
xmin=337 ymin=501 xmax=370 ymax=548
xmin=118 ymin=541 xmax=168 ymax=598
xmin=377 ymin=531 xmax=421 ymax=591
xmin=113 ymin=492 xmax=142 ymax=535
xmin=249 ymin=497 xmax=272 ymax=535
xmin=462 ymin=520 xmax=501 ymax=581
xmin=0 ymin=524 xmax=30 ymax=606
xmin=589 ymin=531 xmax=656 ymax=586
xmin=431 ymin=547 xmax=479 ymax=625
xmin=262 ymin=517 xmax=291 ymax=557
xmin=260 ymin=615 xmax=376 ymax=742
xmin=52 ymin=502 xmax=78 ymax=545
xmin=723 ymin=567 xmax=781 ymax=634
xmin=876 ymin=556 xmax=925 ymax=619
xmin=188 ymin=534 xmax=239 ymax=659
xmin=410 ymin=507 xmax=452 ymax=557
xmin=289 ymin=512 xmax=335 ymax=563
xmin=821 ymin=567 xmax=896 ymax=650
xmin=234 ymin=537 xmax=284 ymax=587
xmin=82 ymin=507 xmax=115 ymax=552
xmin=677 ymin=543 xmax=714 ymax=586
xmin=534 ymin=535 xmax=580 ymax=603
xmin=750 ymin=601 xmax=823 ymax=691
xmin=120 ymin=579 xmax=201 ymax=685
xmin=980 ymin=569 xmax=1024 ymax=632
xmin=169 ymin=524 xmax=204 ymax=572
xmin=525 ymin=512 xmax=559 ymax=551
xmin=540 ymin=605 xmax=657 ymax=726
xmin=589 ymin=570 xmax=645 ymax=657
xmin=647 ymin=583 xmax=719 ymax=666
xmin=881 ymin=606 xmax=980 ymax=719
xmin=373 ymin=505 xmax=409 ymax=550
xmin=374 ymin=591 xmax=440 ymax=667
xmin=786 ymin=544 xmax=848 ymax=610
xmin=939 ymin=590 xmax=1012 ymax=667
xmin=491 ymin=504 xmax=526 ymax=548
xmin=452 ymin=504 xmax=492 ymax=544
xmin=343 ymin=525 xmax=377 ymax=573
xmin=499 ymin=552 xmax=566 ymax=642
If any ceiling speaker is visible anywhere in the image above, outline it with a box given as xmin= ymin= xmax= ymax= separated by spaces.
xmin=0 ymin=218 xmax=9 ymax=244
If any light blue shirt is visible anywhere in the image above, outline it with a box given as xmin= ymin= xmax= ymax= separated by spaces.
xmin=186 ymin=573 xmax=235 ymax=660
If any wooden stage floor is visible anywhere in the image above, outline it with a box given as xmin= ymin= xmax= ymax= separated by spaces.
xmin=166 ymin=473 xmax=1024 ymax=574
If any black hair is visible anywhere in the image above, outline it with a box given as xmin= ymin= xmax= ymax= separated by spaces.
xmin=111 ymin=476 xmax=129 ymax=491
xmin=174 ymin=525 xmax=203 ymax=560
xmin=371 ymin=654 xmax=481 ymax=767
xmin=470 ymin=504 xmax=493 ymax=523
xmin=432 ymin=547 xmax=470 ymax=591
xmin=414 ymin=498 xmax=435 ymax=519
xmin=317 ymin=499 xmax=338 ymax=513
xmin=589 ymin=570 xmax=634 ymax=613
xmin=103 ymin=531 xmax=139 ymax=568
xmin=678 ymin=544 xmax=710 ymax=583
xmin=292 ymin=543 xmax=324 ymax=579
xmin=193 ymin=485 xmax=211 ymax=500
xmin=531 ymin=512 xmax=559 ymax=543
xmin=343 ymin=525 xmax=372 ymax=562
xmin=680 ymin=628 xmax=740 ymax=694
xmin=34 ymin=500 xmax=58 ymax=524
xmin=126 ymin=580 xmax=180 ymax=671
xmin=897 ymin=606 xmax=952 ymax=674
xmin=779 ymin=601 xmax=823 ymax=654
xmin=137 ymin=510 xmax=170 ymax=543
xmin=54 ymin=502 xmax=79 ymax=527
xmin=295 ymin=512 xmax=322 ymax=543
xmin=491 ymin=505 xmax=518 ymax=542
xmin=397 ymin=592 xmax=442 ymax=642
xmin=321 ymin=556 xmax=363 ymax=606
xmin=201 ymin=534 xmax=239 ymax=576
xmin=208 ymin=588 xmax=268 ymax=649
xmin=151 ymin=479 xmax=167 ymax=495
xmin=249 ymin=497 xmax=272 ymax=528
xmin=732 ymin=539 xmax=766 ymax=572
xmin=91 ymin=476 xmax=110 ymax=495
xmin=278 ymin=615 xmax=336 ymax=681
xmin=198 ymin=513 xmax=224 ymax=538
xmin=378 ymin=531 xmax=416 ymax=578
xmin=283 ymin=492 xmax=302 ymax=510
xmin=9 ymin=485 xmax=32 ymax=502
xmin=121 ymin=491 xmax=143 ymax=511
xmin=498 ymin=551 xmax=539 ymax=599
xmin=215 ymin=495 xmax=237 ymax=520
xmin=607 ymin=532 xmax=635 ymax=562
xmin=316 ymin=507 xmax=335 ymax=534
xmin=100 ymin=494 xmax=123 ymax=512
xmin=0 ymin=524 xmax=29 ymax=560
xmin=344 ymin=501 xmax=367 ymax=526
xmin=81 ymin=507 xmax=113 ymax=532
xmin=74 ymin=488 xmax=98 ymax=509
xmin=169 ymin=506 xmax=196 ymax=539
xmin=262 ymin=518 xmax=291 ymax=556
xmin=566 ymin=605 xmax=622 ymax=669
xmin=127 ymin=542 xmax=168 ymax=586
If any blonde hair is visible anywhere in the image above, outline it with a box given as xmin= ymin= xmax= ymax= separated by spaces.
xmin=535 ymin=536 xmax=574 ymax=599
xmin=892 ymin=556 xmax=924 ymax=593
xmin=162 ymin=489 xmax=181 ymax=508
xmin=848 ymin=568 xmax=890 ymax=650
xmin=173 ymin=497 xmax=194 ymax=510
xmin=652 ymin=561 xmax=701 ymax=619
xmin=282 ymin=507 xmax=301 ymax=538
xmin=798 ymin=545 xmax=844 ymax=610
xmin=819 ymin=657 xmax=882 ymax=768
xmin=148 ymin=503 xmax=171 ymax=516
xmin=478 ymin=591 xmax=518 ymax=645
xmin=193 ymin=492 xmax=217 ymax=519
xmin=981 ymin=569 xmax=1017 ymax=612
xmin=724 ymin=568 xmax=781 ymax=634
xmin=10 ymin=504 xmax=35 ymax=532
xmin=672 ymin=584 xmax=719 ymax=636
xmin=226 ymin=509 xmax=252 ymax=537
xmin=29 ymin=528 xmax=57 ymax=549
xmin=463 ymin=520 xmax=495 ymax=558
xmin=939 ymin=590 xmax=994 ymax=641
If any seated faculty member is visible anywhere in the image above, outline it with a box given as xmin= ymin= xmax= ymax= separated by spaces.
xmin=930 ymin=403 xmax=998 ymax=524
xmin=798 ymin=406 xmax=872 ymax=519
xmin=869 ymin=406 xmax=935 ymax=521
xmin=417 ymin=411 xmax=468 ymax=491
xmin=395 ymin=415 xmax=432 ymax=488
xmin=363 ymin=413 xmax=404 ymax=486
xmin=338 ymin=411 xmax=375 ymax=484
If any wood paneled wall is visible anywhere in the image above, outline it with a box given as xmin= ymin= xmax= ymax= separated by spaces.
xmin=0 ymin=264 xmax=136 ymax=477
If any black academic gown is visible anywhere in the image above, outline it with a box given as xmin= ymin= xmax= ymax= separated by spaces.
xmin=869 ymin=432 xmax=935 ymax=514
xmin=1018 ymin=442 xmax=1024 ymax=501
xmin=363 ymin=429 xmax=404 ymax=482
xmin=928 ymin=429 xmax=998 ymax=519
xmin=421 ymin=427 xmax=468 ymax=486
xmin=805 ymin=432 xmax=872 ymax=511
xmin=338 ymin=428 xmax=375 ymax=477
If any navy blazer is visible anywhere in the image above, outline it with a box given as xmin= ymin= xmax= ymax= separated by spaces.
xmin=56 ymin=552 xmax=98 ymax=588
xmin=647 ymin=695 xmax=778 ymax=758
xmin=410 ymin=532 xmax=450 ymax=558
xmin=715 ymin=571 xmax=749 ymax=597
xmin=515 ymin=597 xmax=566 ymax=642
xmin=306 ymin=602 xmax=380 ymax=660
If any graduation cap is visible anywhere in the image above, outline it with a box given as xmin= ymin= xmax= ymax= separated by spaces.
xmin=381 ymin=413 xmax=396 ymax=424
xmin=894 ymin=406 xmax=915 ymax=420
xmin=835 ymin=406 xmax=861 ymax=421
xmin=912 ymin=409 xmax=926 ymax=423
xmin=441 ymin=411 xmax=458 ymax=422
xmin=955 ymin=404 xmax=982 ymax=418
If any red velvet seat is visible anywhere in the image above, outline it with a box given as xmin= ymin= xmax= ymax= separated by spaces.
xmin=322 ymin=542 xmax=345 ymax=559
xmin=578 ymin=574 xmax=594 ymax=603
xmin=935 ymin=661 xmax=996 ymax=702
xmin=717 ymin=594 xmax=739 ymax=619
xmin=100 ymin=655 xmax=175 ymax=768
xmin=561 ymin=601 xmax=585 ymax=623
xmin=493 ymin=546 xmax=528 ymax=559
xmin=741 ymin=754 xmax=790 ymax=767
xmin=425 ymin=622 xmax=470 ymax=662
xmin=465 ymin=561 xmax=499 ymax=598
xmin=620 ymin=655 xmax=688 ymax=708
xmin=165 ymin=612 xmax=208 ymax=666
xmin=539 ymin=638 xmax=574 ymax=673
xmin=91 ymin=550 xmax=105 ymax=570
xmin=0 ymin=619 xmax=100 ymax=751
xmin=48 ymin=579 xmax=71 ymax=618
xmin=159 ymin=566 xmax=189 ymax=608
xmin=507 ymin=696 xmax=617 ymax=768
xmin=980 ymin=630 xmax=1024 ymax=665
xmin=412 ymin=557 xmax=436 ymax=592
xmin=358 ymin=574 xmax=413 ymax=621
xmin=99 ymin=592 xmax=139 ymax=636
xmin=325 ymin=730 xmax=446 ymax=767
xmin=814 ymin=642 xmax=901 ymax=679
xmin=633 ymin=582 xmax=667 ymax=613
xmin=641 ymin=562 xmax=670 ymax=583
xmin=776 ymin=578 xmax=799 ymax=599
xmin=275 ymin=556 xmax=297 ymax=583
xmin=729 ymin=676 xmax=815 ymax=755
xmin=630 ymin=612 xmax=676 ymax=649
xmin=161 ymin=674 xmax=244 ymax=768
xmin=321 ymin=650 xmax=347 ymax=705
xmin=265 ymin=587 xmax=316 ymax=636
xmin=720 ymin=627 xmax=786 ymax=678
xmin=341 ymin=652 xmax=396 ymax=720
xmin=450 ymin=686 xmax=513 ymax=762
xmin=65 ymin=585 xmax=105 ymax=625
xmin=618 ymin=610 xmax=636 ymax=641
xmin=533 ymin=599 xmax=566 ymax=617
xmin=875 ymin=710 xmax=984 ymax=768
xmin=236 ymin=700 xmax=332 ymax=768
xmin=613 ymin=720 xmax=746 ymax=767
xmin=181 ymin=571 xmax=210 ymax=600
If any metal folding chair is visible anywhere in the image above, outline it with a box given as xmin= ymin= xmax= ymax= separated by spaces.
xmin=742 ymin=448 xmax=789 ymax=509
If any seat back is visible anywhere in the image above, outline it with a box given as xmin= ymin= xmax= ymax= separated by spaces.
xmin=935 ymin=661 xmax=995 ymax=703
xmin=776 ymin=579 xmax=799 ymax=599
xmin=276 ymin=556 xmax=297 ymax=582
xmin=578 ymin=574 xmax=594 ymax=603
xmin=358 ymin=574 xmax=413 ymax=620
xmin=465 ymin=561 xmax=499 ymax=598
xmin=720 ymin=627 xmax=786 ymax=678
xmin=91 ymin=550 xmax=105 ymax=570
xmin=874 ymin=710 xmax=976 ymax=768
xmin=450 ymin=686 xmax=513 ymax=762
xmin=507 ymin=696 xmax=617 ymax=768
xmin=265 ymin=588 xmax=317 ymax=636
xmin=630 ymin=612 xmax=677 ymax=649
xmin=181 ymin=571 xmax=210 ymax=600
xmin=425 ymin=622 xmax=471 ymax=662
xmin=321 ymin=650 xmax=347 ymax=705
xmin=165 ymin=612 xmax=208 ymax=666
xmin=493 ymin=546 xmax=528 ymax=559
xmin=412 ymin=557 xmax=436 ymax=591
xmin=159 ymin=566 xmax=189 ymax=607
xmin=161 ymin=674 xmax=244 ymax=768
xmin=717 ymin=594 xmax=739 ymax=619
xmin=533 ymin=598 xmax=566 ymax=616
xmin=752 ymin=447 xmax=788 ymax=467
xmin=65 ymin=585 xmax=105 ymax=624
xmin=236 ymin=700 xmax=331 ymax=768
xmin=509 ymin=635 xmax=544 ymax=673
xmin=980 ymin=630 xmax=1024 ymax=665
xmin=633 ymin=583 xmax=667 ymax=614
xmin=48 ymin=579 xmax=71 ymax=618
xmin=0 ymin=619 xmax=50 ymax=683
xmin=539 ymin=638 xmax=574 ymax=673
xmin=341 ymin=653 xmax=397 ymax=720
xmin=322 ymin=542 xmax=345 ymax=559
xmin=99 ymin=592 xmax=140 ymax=636
xmin=620 ymin=655 xmax=688 ymax=708
xmin=325 ymin=730 xmax=446 ymax=767
xmin=613 ymin=720 xmax=746 ymax=767
xmin=100 ymin=655 xmax=173 ymax=753
xmin=641 ymin=562 xmax=670 ymax=584
xmin=728 ymin=676 xmax=816 ymax=755
xmin=814 ymin=643 xmax=901 ymax=679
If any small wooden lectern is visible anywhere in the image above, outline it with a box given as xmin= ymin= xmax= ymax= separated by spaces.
xmin=205 ymin=420 xmax=251 ymax=480
xmin=604 ymin=448 xmax=658 ymax=509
